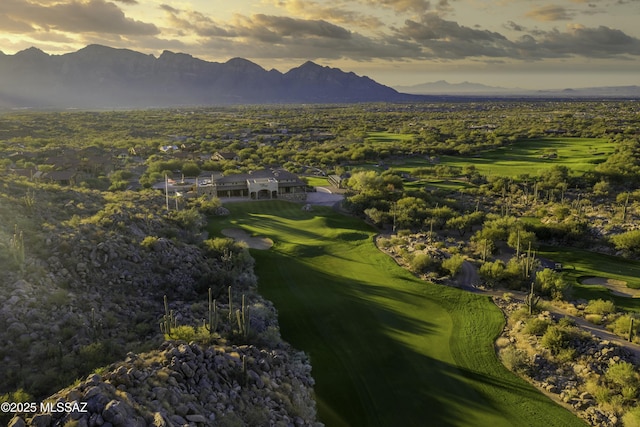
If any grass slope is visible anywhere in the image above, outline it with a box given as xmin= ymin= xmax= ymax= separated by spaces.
xmin=209 ymin=201 xmax=585 ymax=427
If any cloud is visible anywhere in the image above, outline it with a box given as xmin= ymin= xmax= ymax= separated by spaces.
xmin=0 ymin=0 xmax=158 ymax=36
xmin=394 ymin=14 xmax=515 ymax=58
xmin=114 ymin=0 xmax=138 ymax=4
xmin=361 ymin=0 xmax=432 ymax=14
xmin=160 ymin=6 xmax=232 ymax=38
xmin=162 ymin=6 xmax=353 ymax=43
xmin=530 ymin=25 xmax=640 ymax=58
xmin=0 ymin=14 xmax=35 ymax=33
xmin=392 ymin=14 xmax=640 ymax=60
xmin=505 ymin=21 xmax=526 ymax=32
xmin=526 ymin=5 xmax=574 ymax=21
xmin=243 ymin=14 xmax=352 ymax=40
xmin=277 ymin=0 xmax=384 ymax=30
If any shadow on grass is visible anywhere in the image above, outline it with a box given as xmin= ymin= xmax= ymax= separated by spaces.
xmin=210 ymin=201 xmax=584 ymax=426
xmin=254 ymin=250 xmax=585 ymax=427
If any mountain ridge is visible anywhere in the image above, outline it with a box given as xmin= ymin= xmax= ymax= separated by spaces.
xmin=0 ymin=44 xmax=414 ymax=108
xmin=396 ymin=80 xmax=640 ymax=98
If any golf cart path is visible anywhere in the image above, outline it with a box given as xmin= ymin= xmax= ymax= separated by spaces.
xmin=457 ymin=261 xmax=640 ymax=362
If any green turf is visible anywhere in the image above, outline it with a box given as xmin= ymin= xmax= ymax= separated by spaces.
xmin=366 ymin=131 xmax=415 ymax=143
xmin=442 ymin=138 xmax=613 ymax=177
xmin=356 ymin=138 xmax=614 ymax=180
xmin=208 ymin=201 xmax=585 ymax=427
xmin=539 ymin=246 xmax=640 ymax=312
xmin=304 ymin=176 xmax=330 ymax=187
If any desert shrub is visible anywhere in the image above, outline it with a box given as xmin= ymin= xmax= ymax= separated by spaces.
xmin=608 ymin=314 xmax=640 ymax=339
xmin=203 ymin=237 xmax=239 ymax=257
xmin=47 ymin=289 xmax=69 ymax=308
xmin=586 ymin=378 xmax=611 ymax=405
xmin=409 ymin=253 xmax=437 ymax=274
xmin=167 ymin=325 xmax=197 ymax=342
xmin=585 ymin=299 xmax=616 ymax=315
xmin=389 ymin=237 xmax=406 ymax=246
xmin=523 ymin=318 xmax=552 ymax=336
xmin=377 ymin=237 xmax=392 ymax=248
xmin=585 ymin=314 xmax=604 ymax=325
xmin=623 ymin=386 xmax=639 ymax=402
xmin=510 ymin=307 xmax=530 ymax=323
xmin=622 ymin=405 xmax=640 ymax=427
xmin=169 ymin=208 xmax=205 ymax=232
xmin=611 ymin=230 xmax=640 ymax=254
xmin=540 ymin=325 xmax=569 ymax=355
xmin=502 ymin=292 xmax=514 ymax=302
xmin=535 ymin=268 xmax=570 ymax=300
xmin=556 ymin=347 xmax=577 ymax=363
xmin=192 ymin=196 xmax=222 ymax=215
xmin=479 ymin=260 xmax=506 ymax=287
xmin=140 ymin=235 xmax=160 ymax=250
xmin=606 ymin=362 xmax=639 ymax=389
xmin=558 ymin=316 xmax=576 ymax=328
xmin=499 ymin=347 xmax=530 ymax=373
xmin=441 ymin=254 xmax=464 ymax=276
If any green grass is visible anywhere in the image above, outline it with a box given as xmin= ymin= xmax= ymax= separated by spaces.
xmin=539 ymin=246 xmax=640 ymax=312
xmin=356 ymin=138 xmax=614 ymax=180
xmin=209 ymin=201 xmax=585 ymax=427
xmin=304 ymin=176 xmax=330 ymax=187
xmin=439 ymin=138 xmax=613 ymax=177
xmin=366 ymin=131 xmax=414 ymax=143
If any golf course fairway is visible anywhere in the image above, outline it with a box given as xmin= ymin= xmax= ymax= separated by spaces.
xmin=209 ymin=200 xmax=585 ymax=427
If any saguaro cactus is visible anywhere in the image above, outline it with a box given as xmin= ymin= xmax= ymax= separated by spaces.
xmin=228 ymin=286 xmax=233 ymax=324
xmin=524 ymin=282 xmax=540 ymax=315
xmin=203 ymin=287 xmax=218 ymax=335
xmin=236 ymin=294 xmax=250 ymax=338
xmin=160 ymin=295 xmax=177 ymax=337
xmin=10 ymin=224 xmax=25 ymax=270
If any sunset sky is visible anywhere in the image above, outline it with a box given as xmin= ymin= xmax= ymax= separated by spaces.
xmin=1 ymin=0 xmax=639 ymax=89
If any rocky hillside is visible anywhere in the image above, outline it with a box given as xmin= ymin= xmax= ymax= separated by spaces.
xmin=0 ymin=176 xmax=321 ymax=426
xmin=8 ymin=342 xmax=318 ymax=427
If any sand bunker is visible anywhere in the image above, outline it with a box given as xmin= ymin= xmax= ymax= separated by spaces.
xmin=581 ymin=277 xmax=640 ymax=298
xmin=221 ymin=228 xmax=273 ymax=250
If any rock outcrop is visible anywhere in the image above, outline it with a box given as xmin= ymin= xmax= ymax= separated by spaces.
xmin=10 ymin=342 xmax=320 ymax=427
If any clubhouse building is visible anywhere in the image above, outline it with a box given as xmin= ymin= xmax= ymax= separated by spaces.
xmin=194 ymin=169 xmax=308 ymax=201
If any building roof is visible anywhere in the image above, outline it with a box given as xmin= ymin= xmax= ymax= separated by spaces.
xmin=212 ymin=169 xmax=305 ymax=186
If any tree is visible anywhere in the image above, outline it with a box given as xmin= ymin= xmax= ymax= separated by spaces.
xmin=181 ymin=161 xmax=201 ymax=177
xmin=611 ymin=230 xmax=640 ymax=254
xmin=479 ymin=260 xmax=506 ymax=287
xmin=409 ymin=253 xmax=437 ymax=274
xmin=535 ymin=268 xmax=569 ymax=300
xmin=593 ymin=179 xmax=611 ymax=197
xmin=442 ymin=254 xmax=464 ymax=277
xmin=507 ymin=229 xmax=537 ymax=254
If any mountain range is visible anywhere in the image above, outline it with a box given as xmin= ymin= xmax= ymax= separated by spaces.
xmin=396 ymin=80 xmax=640 ymax=98
xmin=0 ymin=45 xmax=415 ymax=108
xmin=0 ymin=44 xmax=638 ymax=109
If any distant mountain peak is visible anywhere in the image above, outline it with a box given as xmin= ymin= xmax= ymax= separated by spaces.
xmin=0 ymin=44 xmax=414 ymax=107
xmin=225 ymin=57 xmax=266 ymax=72
xmin=16 ymin=46 xmax=48 ymax=57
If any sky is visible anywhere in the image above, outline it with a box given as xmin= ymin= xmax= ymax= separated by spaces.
xmin=0 ymin=0 xmax=639 ymax=89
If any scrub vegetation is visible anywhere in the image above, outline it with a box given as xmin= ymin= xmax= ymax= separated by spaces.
xmin=1 ymin=100 xmax=640 ymax=426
